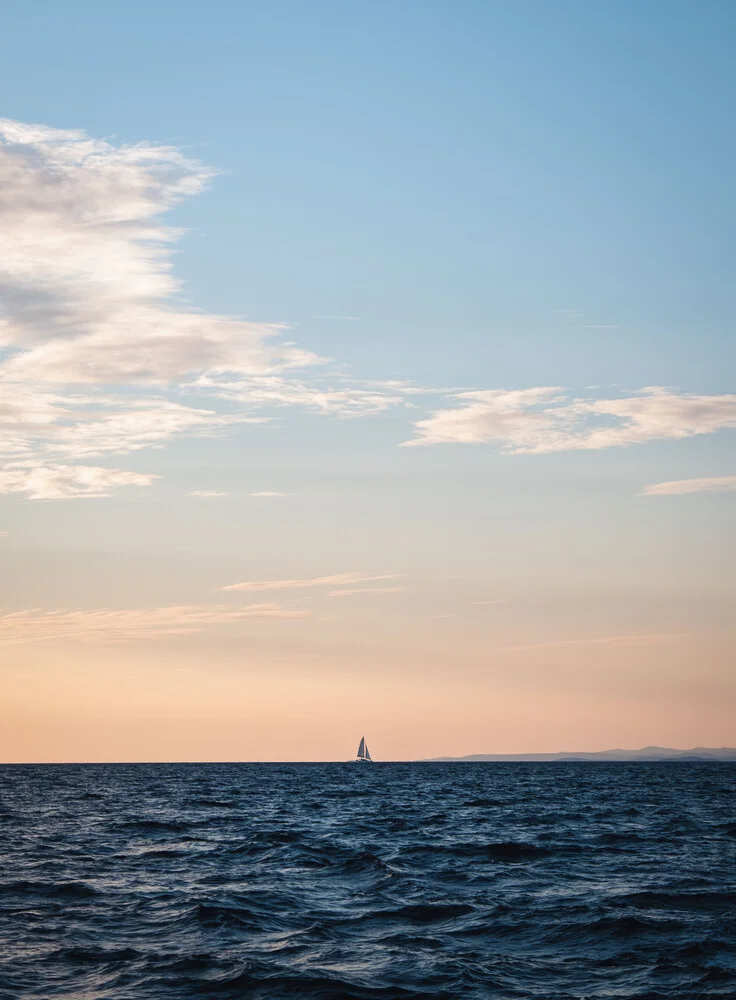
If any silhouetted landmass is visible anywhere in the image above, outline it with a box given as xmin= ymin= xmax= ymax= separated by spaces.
xmin=425 ymin=746 xmax=736 ymax=762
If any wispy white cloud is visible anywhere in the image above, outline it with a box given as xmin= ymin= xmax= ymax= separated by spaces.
xmin=0 ymin=603 xmax=308 ymax=643
xmin=0 ymin=385 xmax=233 ymax=461
xmin=554 ymin=308 xmax=620 ymax=331
xmin=3 ymin=118 xmax=733 ymax=503
xmin=250 ymin=490 xmax=291 ymax=497
xmin=51 ymin=398 xmax=234 ymax=458
xmin=0 ymin=118 xmax=315 ymax=382
xmin=498 ymin=634 xmax=683 ymax=653
xmin=327 ymin=586 xmax=407 ymax=597
xmin=406 ymin=387 xmax=736 ymax=453
xmin=642 ymin=475 xmax=736 ymax=496
xmin=407 ymin=388 xmax=565 ymax=449
xmin=0 ymin=462 xmax=156 ymax=500
xmin=219 ymin=572 xmax=400 ymax=593
xmin=189 ymin=490 xmax=229 ymax=498
xmin=202 ymin=373 xmax=424 ymax=417
xmin=0 ymin=119 xmax=314 ymax=494
xmin=0 ymin=119 xmax=433 ymax=497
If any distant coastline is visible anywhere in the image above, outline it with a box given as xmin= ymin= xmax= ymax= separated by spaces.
xmin=424 ymin=746 xmax=736 ymax=762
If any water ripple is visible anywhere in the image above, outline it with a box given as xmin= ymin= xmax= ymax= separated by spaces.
xmin=1 ymin=761 xmax=734 ymax=998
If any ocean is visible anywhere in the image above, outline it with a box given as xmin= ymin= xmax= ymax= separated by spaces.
xmin=1 ymin=762 xmax=734 ymax=998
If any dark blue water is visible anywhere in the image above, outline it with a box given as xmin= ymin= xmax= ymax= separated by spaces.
xmin=1 ymin=763 xmax=734 ymax=999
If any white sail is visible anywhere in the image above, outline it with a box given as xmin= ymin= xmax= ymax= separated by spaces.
xmin=355 ymin=736 xmax=372 ymax=761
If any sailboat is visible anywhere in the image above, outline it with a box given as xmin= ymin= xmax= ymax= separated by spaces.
xmin=355 ymin=736 xmax=373 ymax=762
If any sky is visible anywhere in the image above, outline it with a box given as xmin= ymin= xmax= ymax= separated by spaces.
xmin=0 ymin=0 xmax=734 ymax=762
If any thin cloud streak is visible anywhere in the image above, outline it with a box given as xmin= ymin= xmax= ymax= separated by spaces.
xmin=219 ymin=572 xmax=401 ymax=593
xmin=643 ymin=475 xmax=736 ymax=496
xmin=0 ymin=603 xmax=308 ymax=644
xmin=327 ymin=586 xmax=407 ymax=597
xmin=203 ymin=374 xmax=423 ymax=417
xmin=498 ymin=634 xmax=684 ymax=653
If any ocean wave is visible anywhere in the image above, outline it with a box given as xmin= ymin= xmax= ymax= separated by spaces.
xmin=46 ymin=946 xmax=143 ymax=965
xmin=619 ymin=890 xmax=736 ymax=913
xmin=117 ymin=818 xmax=192 ymax=834
xmin=0 ymin=879 xmax=98 ymax=899
xmin=367 ymin=902 xmax=474 ymax=924
xmin=1 ymin=760 xmax=734 ymax=998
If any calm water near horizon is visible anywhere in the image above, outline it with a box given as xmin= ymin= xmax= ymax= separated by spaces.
xmin=1 ymin=762 xmax=734 ymax=999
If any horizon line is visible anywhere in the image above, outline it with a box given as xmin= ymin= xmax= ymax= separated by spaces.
xmin=1 ymin=745 xmax=735 ymax=766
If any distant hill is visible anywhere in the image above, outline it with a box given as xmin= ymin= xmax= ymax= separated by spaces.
xmin=424 ymin=746 xmax=736 ymax=762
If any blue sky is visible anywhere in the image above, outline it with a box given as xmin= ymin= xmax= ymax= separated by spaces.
xmin=0 ymin=1 xmax=734 ymax=760
xmin=4 ymin=0 xmax=734 ymax=385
